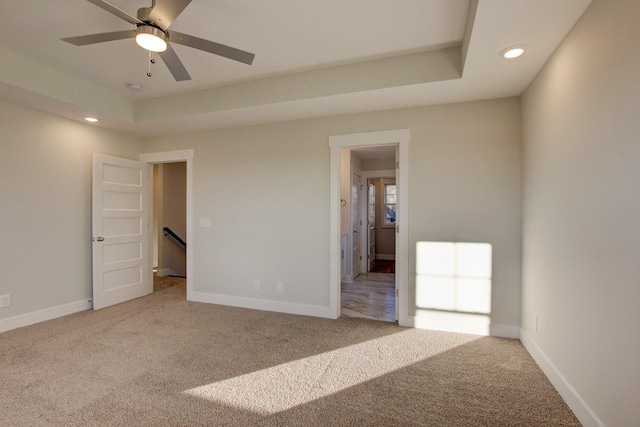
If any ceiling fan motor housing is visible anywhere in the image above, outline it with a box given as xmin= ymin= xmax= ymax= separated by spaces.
xmin=137 ymin=7 xmax=153 ymax=23
xmin=135 ymin=6 xmax=168 ymax=52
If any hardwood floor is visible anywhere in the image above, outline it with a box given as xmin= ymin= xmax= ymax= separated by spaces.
xmin=341 ymin=272 xmax=396 ymax=322
xmin=153 ymin=274 xmax=186 ymax=292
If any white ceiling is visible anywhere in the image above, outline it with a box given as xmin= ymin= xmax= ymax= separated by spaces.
xmin=0 ymin=0 xmax=592 ymax=137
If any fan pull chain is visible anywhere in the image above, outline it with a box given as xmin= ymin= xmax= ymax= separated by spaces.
xmin=147 ymin=51 xmax=156 ymax=77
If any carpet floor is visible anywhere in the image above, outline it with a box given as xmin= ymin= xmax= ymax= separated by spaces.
xmin=0 ymin=283 xmax=580 ymax=426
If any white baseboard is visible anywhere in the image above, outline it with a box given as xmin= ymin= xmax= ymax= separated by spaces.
xmin=520 ymin=330 xmax=604 ymax=427
xmin=155 ymin=268 xmax=176 ymax=277
xmin=191 ymin=292 xmax=335 ymax=319
xmin=400 ymin=314 xmax=520 ymax=339
xmin=0 ymin=299 xmax=92 ymax=334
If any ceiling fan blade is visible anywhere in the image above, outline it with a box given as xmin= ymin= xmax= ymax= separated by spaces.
xmin=169 ymin=31 xmax=255 ymax=65
xmin=148 ymin=0 xmax=192 ymax=29
xmin=62 ymin=30 xmax=135 ymax=46
xmin=86 ymin=0 xmax=142 ymax=25
xmin=159 ymin=44 xmax=191 ymax=81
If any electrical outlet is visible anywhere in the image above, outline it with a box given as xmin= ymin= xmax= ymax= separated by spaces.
xmin=276 ymin=282 xmax=284 ymax=293
xmin=253 ymin=280 xmax=260 ymax=290
xmin=0 ymin=294 xmax=10 ymax=308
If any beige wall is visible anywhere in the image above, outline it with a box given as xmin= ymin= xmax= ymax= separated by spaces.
xmin=0 ymin=95 xmax=522 ymax=336
xmin=362 ymin=158 xmax=395 ymax=171
xmin=0 ymin=100 xmax=142 ymax=323
xmin=143 ymin=97 xmax=522 ymax=330
xmin=521 ymin=0 xmax=640 ymax=425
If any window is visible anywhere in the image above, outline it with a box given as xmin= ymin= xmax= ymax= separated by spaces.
xmin=383 ymin=182 xmax=396 ymax=226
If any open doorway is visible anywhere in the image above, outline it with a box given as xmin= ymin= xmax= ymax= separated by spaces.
xmin=140 ymin=150 xmax=194 ymax=300
xmin=340 ymin=146 xmax=396 ymax=322
xmin=329 ymin=129 xmax=409 ymax=325
xmin=152 ymin=162 xmax=187 ymax=295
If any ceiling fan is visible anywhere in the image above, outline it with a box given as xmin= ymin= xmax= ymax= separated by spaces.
xmin=62 ymin=0 xmax=255 ymax=81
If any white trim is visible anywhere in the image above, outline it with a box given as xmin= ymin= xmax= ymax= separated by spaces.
xmin=329 ymin=129 xmax=410 ymax=322
xmin=396 ymin=135 xmax=409 ymax=326
xmin=0 ymin=299 xmax=92 ymax=334
xmin=329 ymin=142 xmax=342 ymax=318
xmin=191 ymin=292 xmax=334 ymax=319
xmin=155 ymin=268 xmax=177 ymax=277
xmin=140 ymin=149 xmax=194 ymax=164
xmin=140 ymin=150 xmax=194 ymax=301
xmin=329 ymin=129 xmax=410 ymax=148
xmin=520 ymin=330 xmax=604 ymax=427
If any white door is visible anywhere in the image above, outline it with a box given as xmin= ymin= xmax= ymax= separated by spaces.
xmin=367 ymin=182 xmax=376 ymax=272
xmin=92 ymin=154 xmax=150 ymax=310
xmin=351 ymin=170 xmax=363 ymax=279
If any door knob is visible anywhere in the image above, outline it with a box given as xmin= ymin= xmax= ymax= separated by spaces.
xmin=96 ymin=236 xmax=105 ymax=242
xmin=353 ymin=229 xmax=358 ymax=234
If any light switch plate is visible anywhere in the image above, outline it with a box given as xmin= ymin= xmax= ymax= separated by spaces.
xmin=0 ymin=294 xmax=10 ymax=308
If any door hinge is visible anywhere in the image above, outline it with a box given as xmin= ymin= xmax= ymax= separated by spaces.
xmin=396 ymin=288 xmax=399 ymax=297
xmin=396 ymin=225 xmax=399 ymax=233
xmin=396 ymin=160 xmax=399 ymax=169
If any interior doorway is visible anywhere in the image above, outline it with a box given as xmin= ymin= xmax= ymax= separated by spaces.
xmin=340 ymin=146 xmax=397 ymax=322
xmin=329 ymin=129 xmax=409 ymax=325
xmin=152 ymin=162 xmax=187 ymax=295
xmin=140 ymin=150 xmax=194 ymax=300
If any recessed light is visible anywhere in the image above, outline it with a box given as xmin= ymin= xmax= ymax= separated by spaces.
xmin=500 ymin=45 xmax=527 ymax=59
xmin=85 ymin=117 xmax=99 ymax=123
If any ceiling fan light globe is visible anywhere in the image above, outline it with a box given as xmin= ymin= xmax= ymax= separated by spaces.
xmin=136 ymin=26 xmax=167 ymax=52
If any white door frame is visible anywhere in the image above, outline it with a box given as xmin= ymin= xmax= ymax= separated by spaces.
xmin=140 ymin=150 xmax=194 ymax=301
xmin=329 ymin=129 xmax=409 ymax=325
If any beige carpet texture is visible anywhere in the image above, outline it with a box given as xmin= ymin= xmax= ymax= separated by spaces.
xmin=0 ymin=282 xmax=580 ymax=426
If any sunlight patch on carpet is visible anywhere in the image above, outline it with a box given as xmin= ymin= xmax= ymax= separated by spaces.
xmin=183 ymin=329 xmax=479 ymax=415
